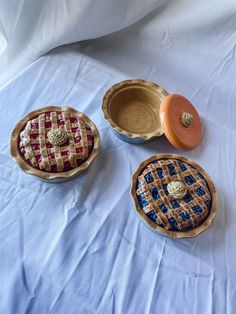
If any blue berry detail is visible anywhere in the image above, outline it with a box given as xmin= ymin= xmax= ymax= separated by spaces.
xmin=168 ymin=218 xmax=178 ymax=230
xmin=180 ymin=211 xmax=190 ymax=221
xmin=138 ymin=193 xmax=148 ymax=209
xmin=146 ymin=210 xmax=157 ymax=223
xmin=204 ymin=199 xmax=211 ymax=207
xmin=183 ymin=193 xmax=193 ymax=203
xmin=151 ymin=161 xmax=158 ymax=164
xmin=156 ymin=167 xmax=164 ymax=179
xmin=136 ymin=180 xmax=142 ymax=189
xmin=192 ymin=205 xmax=203 ymax=215
xmin=178 ymin=161 xmax=187 ymax=171
xmin=184 ymin=175 xmax=196 ymax=186
xmin=167 ymin=163 xmax=177 ymax=176
xmin=150 ymin=187 xmax=160 ymax=201
xmin=194 ymin=186 xmax=206 ymax=197
xmin=170 ymin=199 xmax=180 ymax=209
xmin=144 ymin=172 xmax=154 ymax=183
xmin=162 ymin=184 xmax=169 ymax=196
xmin=159 ymin=203 xmax=168 ymax=213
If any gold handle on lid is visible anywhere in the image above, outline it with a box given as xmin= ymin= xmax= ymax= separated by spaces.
xmin=181 ymin=112 xmax=193 ymax=127
xmin=167 ymin=180 xmax=187 ymax=199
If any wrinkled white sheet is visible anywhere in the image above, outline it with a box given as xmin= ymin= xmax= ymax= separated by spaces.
xmin=1 ymin=0 xmax=236 ymax=313
xmin=0 ymin=0 xmax=165 ymax=87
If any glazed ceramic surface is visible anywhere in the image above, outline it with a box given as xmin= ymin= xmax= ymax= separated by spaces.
xmin=10 ymin=106 xmax=100 ymax=182
xmin=102 ymin=79 xmax=169 ymax=144
xmin=160 ymin=94 xmax=202 ymax=150
xmin=102 ymin=80 xmax=202 ymax=150
xmin=131 ymin=154 xmax=217 ymax=238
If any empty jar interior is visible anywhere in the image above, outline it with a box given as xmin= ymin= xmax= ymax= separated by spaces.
xmin=108 ymin=83 xmax=165 ymax=136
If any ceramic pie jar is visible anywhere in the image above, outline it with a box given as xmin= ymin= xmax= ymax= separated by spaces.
xmin=10 ymin=106 xmax=100 ymax=182
xmin=102 ymin=79 xmax=202 ymax=150
xmin=131 ymin=154 xmax=217 ymax=238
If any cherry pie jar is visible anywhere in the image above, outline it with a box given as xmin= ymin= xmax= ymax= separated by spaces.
xmin=10 ymin=106 xmax=100 ymax=182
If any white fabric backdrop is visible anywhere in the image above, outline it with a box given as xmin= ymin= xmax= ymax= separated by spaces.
xmin=0 ymin=0 xmax=166 ymax=87
xmin=0 ymin=0 xmax=236 ymax=313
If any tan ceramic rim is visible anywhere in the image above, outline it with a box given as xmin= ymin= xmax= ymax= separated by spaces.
xmin=10 ymin=106 xmax=100 ymax=181
xmin=130 ymin=154 xmax=218 ymax=238
xmin=102 ymin=79 xmax=169 ymax=141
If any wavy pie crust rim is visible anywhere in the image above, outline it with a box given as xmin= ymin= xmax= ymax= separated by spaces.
xmin=102 ymin=79 xmax=169 ymax=141
xmin=10 ymin=106 xmax=100 ymax=181
xmin=130 ymin=154 xmax=218 ymax=238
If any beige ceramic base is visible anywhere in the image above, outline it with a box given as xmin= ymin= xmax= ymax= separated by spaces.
xmin=102 ymin=80 xmax=169 ymax=141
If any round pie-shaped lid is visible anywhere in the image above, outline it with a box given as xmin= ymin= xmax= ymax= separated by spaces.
xmin=160 ymin=94 xmax=202 ymax=150
xmin=131 ymin=154 xmax=217 ymax=238
xmin=10 ymin=106 xmax=100 ymax=181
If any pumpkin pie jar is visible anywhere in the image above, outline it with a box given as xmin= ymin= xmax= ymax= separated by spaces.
xmin=102 ymin=79 xmax=202 ymax=150
xmin=10 ymin=106 xmax=100 ymax=182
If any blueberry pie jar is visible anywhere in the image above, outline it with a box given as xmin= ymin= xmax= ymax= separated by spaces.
xmin=131 ymin=154 xmax=217 ymax=238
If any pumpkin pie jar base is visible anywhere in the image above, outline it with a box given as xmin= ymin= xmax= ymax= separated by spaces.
xmin=102 ymin=80 xmax=168 ymax=144
xmin=102 ymin=79 xmax=202 ymax=150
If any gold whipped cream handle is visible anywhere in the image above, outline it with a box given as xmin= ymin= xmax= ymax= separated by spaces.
xmin=48 ymin=128 xmax=68 ymax=146
xmin=181 ymin=112 xmax=193 ymax=127
xmin=167 ymin=180 xmax=187 ymax=199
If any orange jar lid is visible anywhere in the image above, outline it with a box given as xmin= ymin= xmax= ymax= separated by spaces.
xmin=160 ymin=94 xmax=202 ymax=150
